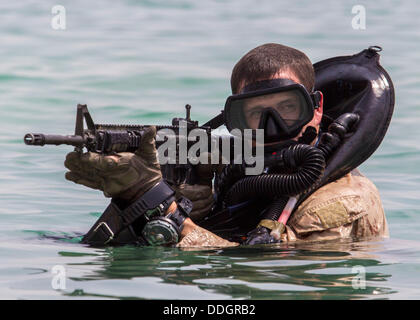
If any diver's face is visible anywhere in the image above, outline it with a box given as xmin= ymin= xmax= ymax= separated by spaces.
xmin=237 ymin=69 xmax=323 ymax=145
xmin=243 ymin=91 xmax=302 ymax=129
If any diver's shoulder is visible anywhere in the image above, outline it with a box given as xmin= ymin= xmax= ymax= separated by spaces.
xmin=290 ymin=169 xmax=383 ymax=231
xmin=322 ymin=169 xmax=381 ymax=197
xmin=301 ymin=169 xmax=378 ymax=207
xmin=347 ymin=169 xmax=382 ymax=197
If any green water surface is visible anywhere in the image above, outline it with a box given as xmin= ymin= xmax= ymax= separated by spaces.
xmin=0 ymin=0 xmax=419 ymax=299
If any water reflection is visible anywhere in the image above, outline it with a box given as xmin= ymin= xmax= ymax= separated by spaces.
xmin=59 ymin=239 xmax=396 ymax=299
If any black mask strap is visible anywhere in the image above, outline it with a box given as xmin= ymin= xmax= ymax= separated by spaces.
xmin=297 ymin=126 xmax=318 ymax=144
xmin=241 ymin=79 xmax=298 ymax=94
xmin=311 ymin=91 xmax=322 ymax=109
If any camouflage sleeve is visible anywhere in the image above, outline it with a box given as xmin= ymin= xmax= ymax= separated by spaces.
xmin=177 ymin=225 xmax=239 ymax=248
xmin=282 ymin=171 xmax=388 ymax=242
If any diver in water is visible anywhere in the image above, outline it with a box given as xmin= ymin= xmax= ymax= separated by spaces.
xmin=64 ymin=43 xmax=392 ymax=247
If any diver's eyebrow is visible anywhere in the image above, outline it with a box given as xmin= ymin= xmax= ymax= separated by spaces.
xmin=245 ymin=105 xmax=265 ymax=112
xmin=277 ymin=98 xmax=295 ymax=105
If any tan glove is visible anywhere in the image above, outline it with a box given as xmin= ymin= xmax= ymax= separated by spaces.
xmin=174 ymin=184 xmax=214 ymax=221
xmin=172 ymin=152 xmax=225 ymax=221
xmin=64 ymin=126 xmax=162 ymax=202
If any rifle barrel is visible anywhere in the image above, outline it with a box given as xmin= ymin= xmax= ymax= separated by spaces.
xmin=24 ymin=133 xmax=85 ymax=147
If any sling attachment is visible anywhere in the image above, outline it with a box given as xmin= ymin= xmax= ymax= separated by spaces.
xmin=82 ymin=180 xmax=176 ymax=246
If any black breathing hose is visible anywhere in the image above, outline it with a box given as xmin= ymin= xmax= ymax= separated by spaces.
xmin=261 ymin=196 xmax=289 ymax=221
xmin=317 ymin=113 xmax=360 ymax=159
xmin=225 ymin=144 xmax=326 ymax=206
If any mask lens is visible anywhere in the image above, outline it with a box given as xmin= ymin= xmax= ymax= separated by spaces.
xmin=228 ymin=89 xmax=312 ymax=131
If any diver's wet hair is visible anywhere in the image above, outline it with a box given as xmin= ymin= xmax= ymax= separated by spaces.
xmin=230 ymin=43 xmax=315 ymax=94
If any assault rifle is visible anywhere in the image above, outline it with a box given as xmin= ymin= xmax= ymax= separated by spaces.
xmin=24 ymin=104 xmax=214 ymax=153
xmin=24 ymin=104 xmax=229 ymax=185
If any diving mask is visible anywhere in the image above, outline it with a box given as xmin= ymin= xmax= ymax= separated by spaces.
xmin=224 ymin=79 xmax=321 ymax=142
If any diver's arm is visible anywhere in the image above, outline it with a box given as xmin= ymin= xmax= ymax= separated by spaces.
xmin=164 ymin=201 xmax=198 ymax=237
xmin=177 ymin=219 xmax=239 ymax=248
xmin=165 ymin=202 xmax=238 ymax=248
xmin=166 ymin=159 xmax=238 ymax=247
xmin=172 ymin=184 xmax=214 ymax=222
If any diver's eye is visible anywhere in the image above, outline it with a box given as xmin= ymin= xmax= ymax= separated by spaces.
xmin=246 ymin=106 xmax=264 ymax=119
xmin=250 ymin=110 xmax=262 ymax=119
xmin=277 ymin=103 xmax=298 ymax=113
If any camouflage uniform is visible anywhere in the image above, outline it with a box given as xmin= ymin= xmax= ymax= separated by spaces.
xmin=177 ymin=170 xmax=388 ymax=248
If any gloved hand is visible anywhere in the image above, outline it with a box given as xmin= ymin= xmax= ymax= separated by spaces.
xmin=245 ymin=225 xmax=281 ymax=245
xmin=172 ymin=152 xmax=223 ymax=222
xmin=64 ymin=126 xmax=162 ymax=202
xmin=174 ymin=184 xmax=214 ymax=221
